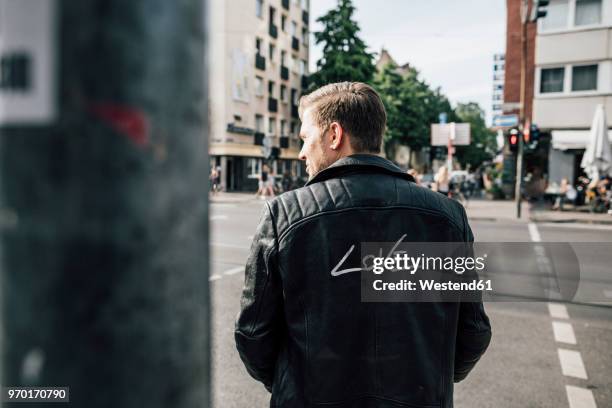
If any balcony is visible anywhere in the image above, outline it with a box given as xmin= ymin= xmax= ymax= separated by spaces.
xmin=254 ymin=132 xmax=265 ymax=146
xmin=269 ymin=24 xmax=278 ymax=39
xmin=255 ymin=54 xmax=266 ymax=71
xmin=280 ymin=66 xmax=289 ymax=80
xmin=301 ymin=74 xmax=308 ymax=89
xmin=291 ymin=104 xmax=299 ymax=118
xmin=302 ymin=10 xmax=309 ymax=24
xmin=268 ymin=97 xmax=278 ymax=112
xmin=282 ymin=0 xmax=289 ymax=11
xmin=280 ymin=136 xmax=289 ymax=148
xmin=292 ymin=36 xmax=299 ymax=52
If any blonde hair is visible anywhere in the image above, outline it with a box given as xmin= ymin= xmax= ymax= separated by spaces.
xmin=298 ymin=82 xmax=386 ymax=153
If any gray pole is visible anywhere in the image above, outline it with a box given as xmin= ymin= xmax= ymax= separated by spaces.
xmin=0 ymin=1 xmax=210 ymax=407
xmin=515 ymin=0 xmax=529 ymax=218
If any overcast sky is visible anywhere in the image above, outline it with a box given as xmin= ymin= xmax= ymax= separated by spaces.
xmin=309 ymin=0 xmax=506 ymax=125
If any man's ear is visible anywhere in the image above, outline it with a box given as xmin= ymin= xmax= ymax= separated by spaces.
xmin=329 ymin=122 xmax=344 ymax=150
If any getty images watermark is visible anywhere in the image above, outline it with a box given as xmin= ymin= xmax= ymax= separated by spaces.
xmin=327 ymin=235 xmax=602 ymax=303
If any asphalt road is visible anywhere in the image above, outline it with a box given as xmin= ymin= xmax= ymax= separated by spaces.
xmin=210 ymin=197 xmax=612 ymax=408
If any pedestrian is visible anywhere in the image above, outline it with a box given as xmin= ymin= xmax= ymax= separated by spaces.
xmin=434 ymin=165 xmax=450 ymax=196
xmin=235 ymin=82 xmax=491 ymax=407
xmin=407 ymin=168 xmax=421 ymax=185
xmin=210 ymin=166 xmax=219 ymax=195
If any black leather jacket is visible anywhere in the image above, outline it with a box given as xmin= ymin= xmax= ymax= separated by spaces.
xmin=235 ymin=154 xmax=491 ymax=408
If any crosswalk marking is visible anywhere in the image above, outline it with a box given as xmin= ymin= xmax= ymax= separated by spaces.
xmin=528 ymin=222 xmax=541 ymax=242
xmin=209 ymin=274 xmax=222 ymax=282
xmin=552 ymin=321 xmax=576 ymax=344
xmin=548 ymin=303 xmax=569 ymax=319
xmin=558 ymin=349 xmax=588 ymax=379
xmin=566 ymin=385 xmax=597 ymax=408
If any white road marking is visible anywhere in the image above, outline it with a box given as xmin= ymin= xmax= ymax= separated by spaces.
xmin=553 ymin=321 xmax=577 ymax=345
xmin=566 ymin=385 xmax=597 ymax=408
xmin=223 ymin=266 xmax=244 ymax=276
xmin=604 ymin=290 xmax=612 ymax=298
xmin=210 ymin=215 xmax=228 ymax=220
xmin=209 ymin=274 xmax=222 ymax=282
xmin=528 ymin=222 xmax=542 ymax=242
xmin=558 ymin=349 xmax=588 ymax=379
xmin=548 ymin=303 xmax=569 ymax=319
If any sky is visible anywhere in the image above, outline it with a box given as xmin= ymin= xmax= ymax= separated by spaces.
xmin=309 ymin=0 xmax=507 ymax=125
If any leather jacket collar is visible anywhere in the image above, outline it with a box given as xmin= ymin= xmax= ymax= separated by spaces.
xmin=305 ymin=153 xmax=415 ymax=186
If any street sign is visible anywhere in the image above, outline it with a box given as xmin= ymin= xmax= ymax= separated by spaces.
xmin=492 ymin=114 xmax=519 ymax=128
xmin=438 ymin=112 xmax=447 ymax=124
xmin=431 ymin=123 xmax=471 ymax=146
xmin=0 ymin=0 xmax=57 ymax=125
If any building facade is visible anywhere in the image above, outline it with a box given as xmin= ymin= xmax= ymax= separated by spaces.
xmin=533 ymin=0 xmax=612 ymax=184
xmin=492 ymin=53 xmax=505 ymax=123
xmin=209 ymin=0 xmax=310 ymax=191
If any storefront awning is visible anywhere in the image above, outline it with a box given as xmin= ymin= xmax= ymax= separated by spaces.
xmin=209 ymin=143 xmax=263 ymax=157
xmin=552 ymin=130 xmax=612 ymax=151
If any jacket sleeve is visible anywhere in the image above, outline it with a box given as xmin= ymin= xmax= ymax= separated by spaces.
xmin=454 ymin=215 xmax=492 ymax=383
xmin=234 ymin=202 xmax=284 ymax=392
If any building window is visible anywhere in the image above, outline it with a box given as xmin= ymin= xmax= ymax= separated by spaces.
xmin=269 ymin=43 xmax=275 ymax=62
xmin=256 ymin=0 xmax=263 ymax=18
xmin=572 ymin=64 xmax=598 ymax=91
xmin=281 ymin=15 xmax=287 ymax=32
xmin=280 ymin=119 xmax=286 ymax=135
xmin=540 ymin=67 xmax=565 ymax=93
xmin=269 ymin=6 xmax=276 ymax=24
xmin=255 ymin=76 xmax=264 ymax=96
xmin=268 ymin=80 xmax=275 ymax=97
xmin=299 ymin=60 xmax=307 ymax=75
xmin=541 ymin=0 xmax=569 ymax=30
xmin=280 ymin=84 xmax=287 ymax=102
xmin=291 ymin=88 xmax=299 ymax=105
xmin=248 ymin=158 xmax=261 ymax=177
xmin=300 ymin=0 xmax=309 ymax=9
xmin=291 ymin=55 xmax=299 ymax=73
xmin=281 ymin=50 xmax=287 ymax=66
xmin=269 ymin=117 xmax=276 ymax=134
xmin=302 ymin=27 xmax=308 ymax=45
xmin=575 ymin=0 xmax=601 ymax=26
xmin=256 ymin=37 xmax=263 ymax=54
xmin=291 ymin=21 xmax=298 ymax=37
xmin=255 ymin=114 xmax=264 ymax=132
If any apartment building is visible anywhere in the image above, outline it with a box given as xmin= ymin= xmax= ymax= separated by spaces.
xmin=533 ymin=0 xmax=612 ymax=183
xmin=209 ymin=0 xmax=310 ymax=191
xmin=492 ymin=53 xmax=505 ymax=123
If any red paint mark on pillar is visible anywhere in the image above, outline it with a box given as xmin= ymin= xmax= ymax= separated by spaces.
xmin=89 ymin=103 xmax=149 ymax=147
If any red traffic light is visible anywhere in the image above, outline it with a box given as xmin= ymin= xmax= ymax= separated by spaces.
xmin=510 ymin=134 xmax=518 ymax=145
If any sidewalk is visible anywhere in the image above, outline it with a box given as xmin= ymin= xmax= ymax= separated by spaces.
xmin=210 ymin=192 xmax=261 ymax=204
xmin=211 ymin=192 xmax=612 ymax=225
xmin=466 ymin=198 xmax=612 ymax=225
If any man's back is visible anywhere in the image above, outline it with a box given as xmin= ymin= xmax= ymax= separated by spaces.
xmin=235 ymin=155 xmax=491 ymax=408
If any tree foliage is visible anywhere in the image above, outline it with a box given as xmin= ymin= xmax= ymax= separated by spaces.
xmin=454 ymin=102 xmax=497 ymax=169
xmin=309 ymin=0 xmax=376 ymax=88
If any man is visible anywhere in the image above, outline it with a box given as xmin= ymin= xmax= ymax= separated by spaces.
xmin=235 ymin=82 xmax=491 ymax=407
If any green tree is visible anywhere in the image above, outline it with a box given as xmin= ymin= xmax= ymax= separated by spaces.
xmin=453 ymin=102 xmax=497 ymax=169
xmin=309 ymin=0 xmax=376 ymax=88
xmin=373 ymin=64 xmax=437 ymax=156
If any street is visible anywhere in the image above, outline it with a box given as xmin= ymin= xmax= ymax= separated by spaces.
xmin=210 ymin=195 xmax=612 ymax=408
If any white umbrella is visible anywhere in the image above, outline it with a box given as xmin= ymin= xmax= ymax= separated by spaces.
xmin=581 ymin=104 xmax=612 ymax=180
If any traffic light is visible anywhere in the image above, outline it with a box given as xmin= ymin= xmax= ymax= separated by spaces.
xmin=531 ymin=0 xmax=549 ymax=22
xmin=530 ymin=124 xmax=540 ymax=144
xmin=508 ymin=128 xmax=520 ymax=153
